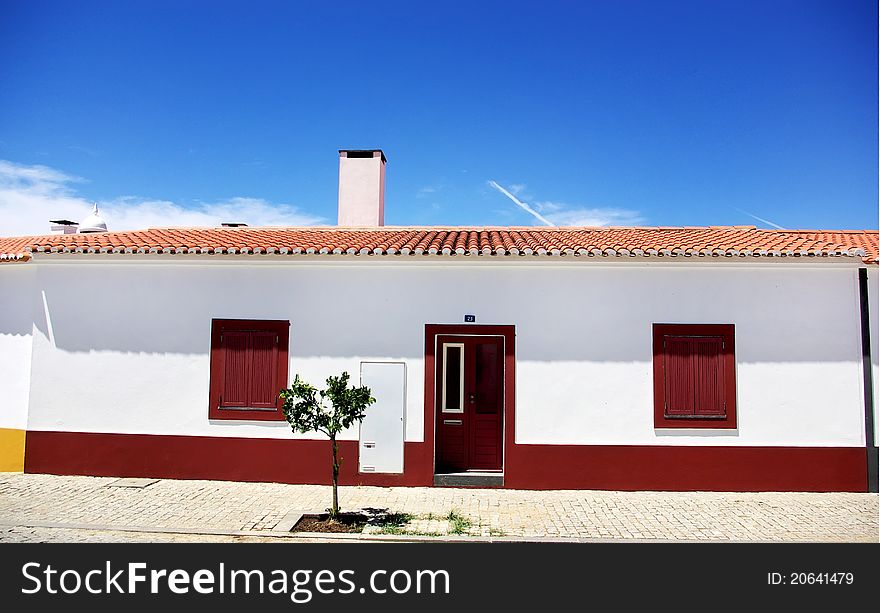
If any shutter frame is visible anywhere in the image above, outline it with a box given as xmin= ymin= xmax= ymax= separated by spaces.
xmin=209 ymin=319 xmax=290 ymax=421
xmin=653 ymin=323 xmax=737 ymax=430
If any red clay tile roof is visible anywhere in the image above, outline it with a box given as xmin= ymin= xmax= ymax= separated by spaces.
xmin=0 ymin=226 xmax=875 ymax=264
xmin=772 ymin=230 xmax=878 ymax=264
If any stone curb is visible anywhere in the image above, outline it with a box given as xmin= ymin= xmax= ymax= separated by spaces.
xmin=0 ymin=520 xmax=724 ymax=543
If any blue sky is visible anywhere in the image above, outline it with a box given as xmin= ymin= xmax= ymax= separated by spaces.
xmin=0 ymin=0 xmax=876 ymax=235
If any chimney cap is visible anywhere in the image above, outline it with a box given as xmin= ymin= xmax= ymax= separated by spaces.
xmin=339 ymin=149 xmax=386 ymax=163
xmin=49 ymin=219 xmax=78 ymax=225
xmin=221 ymin=222 xmax=248 ymax=228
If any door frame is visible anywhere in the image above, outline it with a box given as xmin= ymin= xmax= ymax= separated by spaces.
xmin=424 ymin=324 xmax=515 ymax=476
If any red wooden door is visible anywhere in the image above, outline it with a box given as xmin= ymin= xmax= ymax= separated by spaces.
xmin=436 ymin=335 xmax=504 ymax=472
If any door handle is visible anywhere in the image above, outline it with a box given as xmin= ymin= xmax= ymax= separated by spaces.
xmin=469 ymin=393 xmax=476 ymax=404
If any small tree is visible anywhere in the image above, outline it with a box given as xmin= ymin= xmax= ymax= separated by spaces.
xmin=279 ymin=372 xmax=375 ymax=520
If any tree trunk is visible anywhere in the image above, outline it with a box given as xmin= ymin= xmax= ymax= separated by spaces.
xmin=330 ymin=435 xmax=340 ymax=520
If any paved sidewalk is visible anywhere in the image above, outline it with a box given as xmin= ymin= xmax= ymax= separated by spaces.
xmin=0 ymin=473 xmax=877 ymax=542
xmin=0 ymin=525 xmax=334 ymax=543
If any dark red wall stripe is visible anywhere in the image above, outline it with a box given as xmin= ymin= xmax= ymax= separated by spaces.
xmin=506 ymin=444 xmax=867 ymax=492
xmin=25 ymin=430 xmax=867 ymax=492
xmin=25 ymin=431 xmax=433 ymax=487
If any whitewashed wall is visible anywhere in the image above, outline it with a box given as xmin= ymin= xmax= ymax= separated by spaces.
xmin=18 ymin=257 xmax=868 ymax=448
xmin=0 ymin=266 xmax=35 ymax=431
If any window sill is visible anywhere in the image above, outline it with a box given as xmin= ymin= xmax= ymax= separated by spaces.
xmin=208 ymin=409 xmax=286 ymax=422
xmin=654 ymin=419 xmax=737 ymax=430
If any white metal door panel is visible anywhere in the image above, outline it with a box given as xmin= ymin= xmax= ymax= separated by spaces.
xmin=359 ymin=362 xmax=406 ymax=474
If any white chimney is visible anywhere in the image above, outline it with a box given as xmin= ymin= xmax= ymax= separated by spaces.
xmin=337 ymin=149 xmax=386 ymax=226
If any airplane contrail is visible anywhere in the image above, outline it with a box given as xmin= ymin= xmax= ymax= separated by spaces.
xmin=488 ymin=180 xmax=555 ymax=226
xmin=735 ymin=207 xmax=786 ymax=230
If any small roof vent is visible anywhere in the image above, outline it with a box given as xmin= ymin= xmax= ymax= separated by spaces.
xmin=78 ymin=203 xmax=108 ymax=233
xmin=49 ymin=219 xmax=79 ymax=234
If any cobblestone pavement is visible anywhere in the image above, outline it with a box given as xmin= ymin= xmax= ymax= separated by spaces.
xmin=0 ymin=526 xmax=329 ymax=543
xmin=0 ymin=473 xmax=876 ymax=542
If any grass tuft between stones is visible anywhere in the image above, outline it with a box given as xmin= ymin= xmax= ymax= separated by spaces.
xmin=446 ymin=510 xmax=472 ymax=535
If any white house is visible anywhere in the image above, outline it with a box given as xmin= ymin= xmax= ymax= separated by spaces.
xmin=1 ymin=150 xmax=877 ymax=492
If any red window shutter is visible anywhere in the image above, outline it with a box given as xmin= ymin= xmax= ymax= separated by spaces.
xmin=220 ymin=331 xmax=250 ymax=408
xmin=653 ymin=323 xmax=735 ymax=430
xmin=247 ymin=331 xmax=279 ymax=408
xmin=692 ymin=337 xmax=725 ymax=417
xmin=210 ymin=319 xmax=288 ymax=421
xmin=663 ymin=335 xmax=726 ymax=418
xmin=663 ymin=337 xmax=695 ymax=416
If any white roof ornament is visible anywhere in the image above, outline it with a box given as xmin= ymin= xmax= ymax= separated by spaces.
xmin=78 ymin=203 xmax=108 ymax=233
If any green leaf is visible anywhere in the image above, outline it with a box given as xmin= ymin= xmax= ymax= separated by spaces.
xmin=278 ymin=370 xmax=376 ymax=437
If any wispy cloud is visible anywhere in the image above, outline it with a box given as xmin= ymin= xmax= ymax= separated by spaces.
xmin=488 ymin=180 xmax=554 ymax=226
xmin=416 ymin=185 xmax=439 ymax=198
xmin=0 ymin=160 xmax=80 ymax=187
xmin=532 ymin=201 xmax=645 ymax=226
xmin=488 ymin=180 xmax=644 ymax=227
xmin=0 ymin=160 xmax=323 ymax=237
